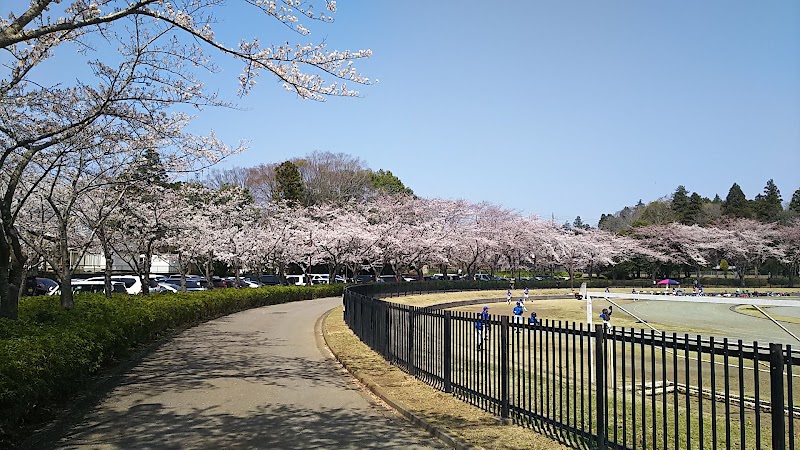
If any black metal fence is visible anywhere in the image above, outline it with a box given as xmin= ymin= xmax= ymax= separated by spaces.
xmin=343 ymin=282 xmax=800 ymax=450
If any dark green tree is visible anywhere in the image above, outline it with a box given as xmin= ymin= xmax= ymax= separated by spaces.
xmin=722 ymin=183 xmax=751 ymax=218
xmin=671 ymin=185 xmax=691 ymax=223
xmin=370 ymin=169 xmax=414 ymax=196
xmin=272 ymin=160 xmax=306 ymax=206
xmin=789 ymin=188 xmax=800 ymax=214
xmin=573 ymin=216 xmax=590 ymax=230
xmin=598 ymin=213 xmax=610 ymax=229
xmin=753 ymin=179 xmax=783 ymax=222
xmin=712 ymin=194 xmax=722 ymax=203
xmin=120 ymin=148 xmax=169 ymax=193
xmin=685 ymin=192 xmax=703 ymax=225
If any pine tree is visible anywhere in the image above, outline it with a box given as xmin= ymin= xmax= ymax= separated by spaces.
xmin=685 ymin=192 xmax=703 ymax=225
xmin=789 ymin=188 xmax=800 ymax=214
xmin=573 ymin=216 xmax=589 ymax=230
xmin=671 ymin=185 xmax=690 ymax=223
xmin=722 ymin=183 xmax=751 ymax=218
xmin=753 ymin=179 xmax=783 ymax=222
xmin=272 ymin=160 xmax=306 ymax=207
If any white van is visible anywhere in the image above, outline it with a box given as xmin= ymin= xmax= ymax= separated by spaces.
xmin=49 ymin=280 xmax=127 ymax=295
xmin=309 ymin=274 xmax=346 ymax=285
xmin=85 ymin=275 xmax=142 ymax=294
xmin=285 ymin=274 xmax=307 ymax=286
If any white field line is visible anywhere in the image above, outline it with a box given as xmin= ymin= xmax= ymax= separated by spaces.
xmin=587 ymin=291 xmax=800 ymax=308
xmin=592 ymin=295 xmax=800 ymax=378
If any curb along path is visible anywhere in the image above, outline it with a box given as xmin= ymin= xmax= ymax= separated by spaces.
xmin=39 ymin=297 xmax=443 ymax=449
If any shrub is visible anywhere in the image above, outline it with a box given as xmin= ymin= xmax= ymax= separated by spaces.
xmin=0 ymin=285 xmax=343 ymax=445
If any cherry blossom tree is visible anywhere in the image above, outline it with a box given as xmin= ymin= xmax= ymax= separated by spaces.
xmin=778 ymin=220 xmax=800 ymax=287
xmin=1 ymin=1 xmax=371 ymax=317
xmin=714 ymin=218 xmax=785 ymax=286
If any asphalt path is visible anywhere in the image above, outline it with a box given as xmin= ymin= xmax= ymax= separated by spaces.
xmin=35 ymin=297 xmax=443 ymax=450
xmin=623 ymin=300 xmax=800 ymax=345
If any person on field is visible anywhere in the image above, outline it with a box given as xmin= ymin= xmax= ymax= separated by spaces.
xmin=599 ymin=306 xmax=613 ymax=327
xmin=475 ymin=306 xmax=490 ymax=350
xmin=507 ymin=289 xmax=512 ymax=304
xmin=513 ymin=301 xmax=525 ymax=332
xmin=528 ymin=311 xmax=540 ymax=326
xmin=523 ymin=287 xmax=529 ymax=304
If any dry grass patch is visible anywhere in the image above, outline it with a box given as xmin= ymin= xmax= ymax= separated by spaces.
xmin=734 ymin=305 xmax=800 ymax=325
xmin=323 ymin=309 xmax=570 ymax=450
xmin=392 ymin=289 xmax=575 ymax=307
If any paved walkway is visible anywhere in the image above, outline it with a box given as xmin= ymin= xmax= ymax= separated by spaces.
xmin=34 ymin=297 xmax=443 ymax=449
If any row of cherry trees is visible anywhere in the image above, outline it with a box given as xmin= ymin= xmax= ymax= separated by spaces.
xmin=18 ymin=174 xmax=799 ymax=312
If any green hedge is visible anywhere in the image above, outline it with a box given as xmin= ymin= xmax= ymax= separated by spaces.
xmin=0 ymin=285 xmax=343 ymax=445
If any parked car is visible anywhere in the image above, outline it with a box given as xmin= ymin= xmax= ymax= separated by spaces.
xmin=285 ymin=274 xmax=307 ymax=286
xmin=225 ymin=277 xmax=260 ymax=288
xmin=84 ymin=275 xmax=142 ymax=294
xmin=256 ymin=274 xmax=281 ymax=286
xmin=159 ymin=277 xmax=207 ymax=291
xmin=354 ymin=274 xmax=375 ymax=283
xmin=210 ymin=277 xmax=228 ymax=288
xmin=49 ymin=280 xmax=127 ymax=295
xmin=153 ymin=282 xmax=180 ymax=293
xmin=430 ymin=273 xmax=462 ymax=281
xmin=24 ymin=277 xmax=58 ymax=296
xmin=240 ymin=274 xmax=280 ymax=286
xmin=377 ymin=275 xmax=401 ymax=283
xmin=310 ymin=274 xmax=346 ymax=285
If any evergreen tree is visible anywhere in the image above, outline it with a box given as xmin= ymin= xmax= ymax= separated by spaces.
xmin=598 ymin=213 xmax=609 ymax=229
xmin=370 ymin=169 xmax=414 ymax=196
xmin=753 ymin=179 xmax=783 ymax=222
xmin=789 ymin=188 xmax=800 ymax=214
xmin=712 ymin=194 xmax=722 ymax=203
xmin=671 ymin=185 xmax=690 ymax=223
xmin=272 ymin=160 xmax=306 ymax=207
xmin=722 ymin=183 xmax=751 ymax=218
xmin=685 ymin=192 xmax=703 ymax=225
xmin=121 ymin=148 xmax=169 ymax=189
xmin=573 ymin=216 xmax=590 ymax=230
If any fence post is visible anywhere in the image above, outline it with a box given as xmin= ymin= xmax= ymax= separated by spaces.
xmin=769 ymin=343 xmax=785 ymax=450
xmin=408 ymin=307 xmax=416 ymax=376
xmin=595 ymin=324 xmax=606 ymax=450
xmin=384 ymin=303 xmax=391 ymax=359
xmin=444 ymin=310 xmax=453 ymax=393
xmin=501 ymin=316 xmax=510 ymax=420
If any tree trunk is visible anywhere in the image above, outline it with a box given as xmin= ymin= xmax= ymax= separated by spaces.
xmin=57 ymin=222 xmax=75 ymax=310
xmin=139 ymin=245 xmax=153 ymax=296
xmin=99 ymin=229 xmax=114 ymax=299
xmin=0 ymin=244 xmax=24 ymax=319
xmin=177 ymin=253 xmax=188 ymax=292
xmin=204 ymin=255 xmax=213 ymax=290
xmin=569 ymin=253 xmax=574 ymax=290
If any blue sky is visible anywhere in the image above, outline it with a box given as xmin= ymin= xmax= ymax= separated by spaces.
xmin=58 ymin=1 xmax=800 ymax=225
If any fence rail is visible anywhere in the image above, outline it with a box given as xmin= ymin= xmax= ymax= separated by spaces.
xmin=343 ymin=281 xmax=800 ymax=450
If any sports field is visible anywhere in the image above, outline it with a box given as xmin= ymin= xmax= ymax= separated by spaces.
xmin=396 ymin=288 xmax=800 ymax=345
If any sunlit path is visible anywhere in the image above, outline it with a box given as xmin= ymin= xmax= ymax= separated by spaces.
xmin=35 ymin=298 xmax=443 ymax=450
